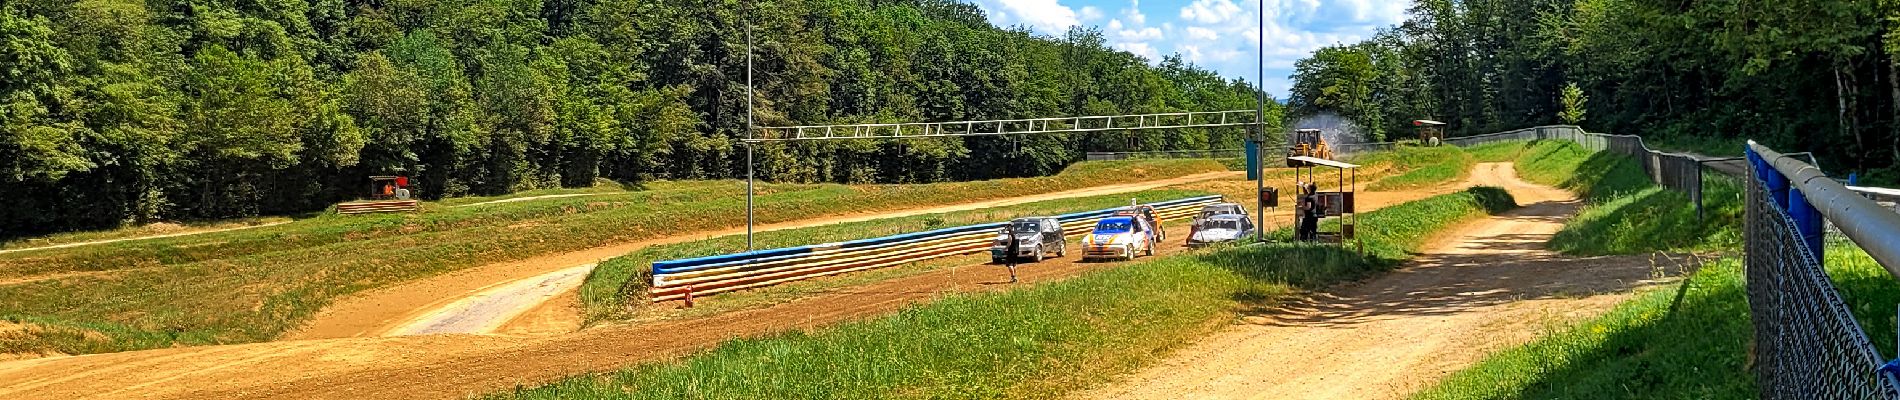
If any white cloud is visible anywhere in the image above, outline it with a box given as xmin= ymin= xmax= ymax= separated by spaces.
xmin=1123 ymin=0 xmax=1147 ymax=25
xmin=1079 ymin=6 xmax=1104 ymax=22
xmin=1180 ymin=0 xmax=1242 ymax=25
xmin=968 ymin=0 xmax=1080 ymax=34
xmin=964 ymin=0 xmax=1413 ymax=97
xmin=1186 ymin=26 xmax=1220 ymax=41
xmin=1118 ymin=27 xmax=1163 ymax=42
xmin=1115 ymin=42 xmax=1160 ymax=60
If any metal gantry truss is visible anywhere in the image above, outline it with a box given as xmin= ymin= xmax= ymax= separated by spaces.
xmin=746 ymin=110 xmax=1261 ymax=142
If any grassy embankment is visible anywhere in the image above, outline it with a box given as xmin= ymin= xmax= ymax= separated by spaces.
xmin=1360 ymin=145 xmax=1478 ymax=191
xmin=494 ymin=187 xmax=1516 ymax=399
xmin=578 ymin=188 xmax=1214 ymax=323
xmin=0 ymin=217 xmax=293 ymax=251
xmin=0 ymin=160 xmax=1224 ymax=357
xmin=1412 ymin=139 xmax=1900 ymax=399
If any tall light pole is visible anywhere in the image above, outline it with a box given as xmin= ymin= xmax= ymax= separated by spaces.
xmin=1253 ymin=0 xmax=1266 ymax=243
xmin=745 ymin=12 xmax=756 ymax=251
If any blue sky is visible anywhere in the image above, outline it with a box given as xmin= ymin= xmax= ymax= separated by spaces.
xmin=963 ymin=0 xmax=1411 ymax=98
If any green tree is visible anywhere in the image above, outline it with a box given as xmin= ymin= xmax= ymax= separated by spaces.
xmin=1558 ymin=81 xmax=1587 ymax=125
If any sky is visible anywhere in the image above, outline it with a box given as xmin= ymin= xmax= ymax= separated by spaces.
xmin=963 ymin=0 xmax=1411 ymax=98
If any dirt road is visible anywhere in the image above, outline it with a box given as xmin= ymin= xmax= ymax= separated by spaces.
xmin=1078 ymin=163 xmax=1679 ymax=400
xmin=289 ymin=170 xmax=1242 ymax=340
xmin=0 ymin=170 xmax=1471 ymax=399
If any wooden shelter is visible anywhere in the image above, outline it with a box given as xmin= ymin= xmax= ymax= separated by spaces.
xmin=1290 ymin=156 xmax=1362 ymax=253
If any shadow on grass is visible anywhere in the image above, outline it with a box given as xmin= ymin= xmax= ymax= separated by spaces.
xmin=1414 ymin=257 xmax=1755 ymax=400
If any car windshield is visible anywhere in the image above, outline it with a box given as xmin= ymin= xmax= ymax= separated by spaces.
xmin=1202 ymin=220 xmax=1241 ymax=230
xmin=1094 ymin=218 xmax=1134 ymax=233
xmin=1200 ymin=205 xmax=1238 ymax=217
xmin=1011 ymin=221 xmax=1041 ymax=233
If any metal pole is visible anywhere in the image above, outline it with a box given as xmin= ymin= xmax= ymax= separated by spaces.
xmin=745 ymin=13 xmax=755 ymax=251
xmin=1253 ymin=0 xmax=1266 ymax=243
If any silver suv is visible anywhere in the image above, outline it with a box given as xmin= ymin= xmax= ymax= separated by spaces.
xmin=991 ymin=217 xmax=1066 ymax=263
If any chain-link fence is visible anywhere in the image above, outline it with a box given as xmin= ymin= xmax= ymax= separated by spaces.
xmin=1746 ymin=142 xmax=1900 ymax=399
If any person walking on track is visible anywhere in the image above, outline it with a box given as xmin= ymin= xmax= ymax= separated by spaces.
xmin=1298 ymin=184 xmax=1324 ymax=241
xmin=1003 ymin=235 xmax=1021 ymax=283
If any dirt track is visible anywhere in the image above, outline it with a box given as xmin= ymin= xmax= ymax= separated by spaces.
xmin=1078 ymin=163 xmax=1680 ymax=400
xmin=288 ymin=170 xmax=1242 ymax=340
xmin=0 ymin=170 xmax=1464 ymax=399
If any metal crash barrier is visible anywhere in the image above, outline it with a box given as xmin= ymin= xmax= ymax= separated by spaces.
xmin=1746 ymin=142 xmax=1900 ymax=399
xmin=647 ymin=195 xmax=1224 ymax=303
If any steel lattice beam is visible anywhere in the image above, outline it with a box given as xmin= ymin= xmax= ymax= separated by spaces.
xmin=745 ymin=110 xmax=1261 ymax=142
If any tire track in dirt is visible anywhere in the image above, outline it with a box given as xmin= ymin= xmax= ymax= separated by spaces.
xmin=1076 ymin=163 xmax=1685 ymax=400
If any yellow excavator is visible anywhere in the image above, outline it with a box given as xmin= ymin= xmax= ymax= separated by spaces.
xmin=1286 ymin=129 xmax=1333 ymax=167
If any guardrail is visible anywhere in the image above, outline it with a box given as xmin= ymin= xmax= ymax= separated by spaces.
xmin=1745 ymin=141 xmax=1900 ymax=398
xmin=647 ymin=195 xmax=1225 ymax=303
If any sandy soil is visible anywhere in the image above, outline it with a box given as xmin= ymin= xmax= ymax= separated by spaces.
xmin=0 ymin=169 xmax=1472 ymax=400
xmin=1076 ymin=163 xmax=1682 ymax=400
xmin=289 ymin=170 xmax=1242 ymax=340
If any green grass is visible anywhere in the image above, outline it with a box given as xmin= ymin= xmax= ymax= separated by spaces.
xmin=1515 ymin=141 xmax=1651 ymax=203
xmin=1361 ymin=146 xmax=1477 ymax=191
xmin=1547 ymin=175 xmax=1743 ymax=255
xmin=490 ymin=187 xmax=1517 ymax=399
xmin=1410 ymin=255 xmax=1757 ymax=399
xmin=1415 ymin=241 xmax=1899 ymax=400
xmin=579 ymin=189 xmax=1215 ymax=323
xmin=1507 ymin=140 xmax=1744 ymax=255
xmin=0 ymin=216 xmax=294 ymax=251
xmin=0 ymin=159 xmax=1224 ymax=357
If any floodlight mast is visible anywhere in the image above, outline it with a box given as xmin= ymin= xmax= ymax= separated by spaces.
xmin=1253 ymin=0 xmax=1266 ymax=243
xmin=745 ymin=13 xmax=755 ymax=251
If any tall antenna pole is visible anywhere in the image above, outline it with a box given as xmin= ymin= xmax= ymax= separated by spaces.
xmin=745 ymin=11 xmax=756 ymax=251
xmin=1253 ymin=0 xmax=1266 ymax=243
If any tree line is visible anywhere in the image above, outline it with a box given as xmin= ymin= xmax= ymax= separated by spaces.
xmin=0 ymin=0 xmax=1277 ymax=236
xmin=1286 ymin=0 xmax=1899 ymax=180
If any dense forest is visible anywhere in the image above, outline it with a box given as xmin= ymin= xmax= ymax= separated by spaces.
xmin=0 ymin=0 xmax=1274 ymax=236
xmin=1286 ymin=0 xmax=1900 ymax=181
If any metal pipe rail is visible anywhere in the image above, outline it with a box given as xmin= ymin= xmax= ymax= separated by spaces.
xmin=1750 ymin=141 xmax=1900 ymax=278
xmin=647 ymin=195 xmax=1224 ymax=302
xmin=748 ymin=110 xmax=1260 ymax=142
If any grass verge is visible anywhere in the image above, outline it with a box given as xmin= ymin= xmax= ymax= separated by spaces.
xmin=1414 ymin=241 xmax=1899 ymax=400
xmin=1362 ymin=146 xmax=1477 ymax=191
xmin=490 ymin=187 xmax=1517 ymax=399
xmin=0 ymin=217 xmax=294 ymax=251
xmin=1509 ymin=140 xmax=1743 ymax=255
xmin=0 ymin=159 xmax=1224 ymax=357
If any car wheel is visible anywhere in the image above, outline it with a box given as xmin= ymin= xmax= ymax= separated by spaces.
xmin=1145 ymin=242 xmax=1155 ymax=256
xmin=1033 ymin=249 xmax=1044 ymax=263
xmin=1057 ymin=242 xmax=1067 ymax=257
